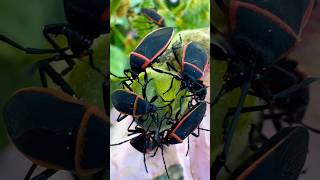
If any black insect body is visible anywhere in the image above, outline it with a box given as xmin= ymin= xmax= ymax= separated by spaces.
xmin=0 ymin=0 xmax=109 ymax=95
xmin=164 ymin=101 xmax=207 ymax=145
xmin=156 ymin=101 xmax=209 ymax=178
xmin=111 ymin=78 xmax=173 ymax=122
xmin=112 ymin=89 xmax=157 ymax=121
xmin=111 ymin=101 xmax=209 ymax=179
xmin=255 ymin=59 xmax=320 ymax=134
xmin=212 ymin=0 xmax=316 ymax=176
xmin=228 ymin=126 xmax=309 ymax=180
xmin=111 ymin=27 xmax=174 ymax=87
xmin=3 ymin=87 xmax=109 ymax=180
xmin=156 ymin=41 xmax=209 ymax=114
xmin=110 ymin=118 xmax=160 ymax=174
xmin=141 ymin=8 xmax=166 ymax=27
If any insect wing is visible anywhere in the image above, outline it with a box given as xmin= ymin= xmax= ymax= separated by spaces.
xmin=229 ymin=127 xmax=309 ymax=180
xmin=230 ymin=0 xmax=314 ymax=64
xmin=183 ymin=42 xmax=208 ymax=80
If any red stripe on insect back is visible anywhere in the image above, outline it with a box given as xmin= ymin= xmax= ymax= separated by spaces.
xmin=145 ymin=15 xmax=156 ymax=22
xmin=230 ymin=1 xmax=299 ymax=41
xmin=131 ymin=52 xmax=151 ymax=68
xmin=171 ymin=106 xmax=198 ymax=135
xmin=169 ymin=133 xmax=183 ymax=143
xmin=149 ymin=28 xmax=174 ymax=62
xmin=101 ymin=8 xmax=109 ymax=23
xmin=133 ymin=96 xmax=139 ymax=117
xmin=299 ymin=0 xmax=315 ymax=35
xmin=236 ymin=137 xmax=288 ymax=180
xmin=181 ymin=42 xmax=192 ymax=71
xmin=157 ymin=17 xmax=164 ymax=26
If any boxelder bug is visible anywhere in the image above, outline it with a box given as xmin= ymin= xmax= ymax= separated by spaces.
xmin=221 ymin=59 xmax=320 ymax=151
xmin=212 ymin=0 xmax=317 ymax=176
xmin=111 ymin=101 xmax=209 ymax=179
xmin=111 ymin=27 xmax=174 ymax=87
xmin=110 ymin=114 xmax=170 ymax=174
xmin=228 ymin=126 xmax=309 ymax=180
xmin=164 ymin=101 xmax=207 ymax=145
xmin=162 ymin=101 xmax=209 ymax=157
xmin=159 ymin=101 xmax=209 ymax=178
xmin=155 ymin=41 xmax=209 ymax=115
xmin=252 ymin=59 xmax=320 ymax=134
xmin=3 ymin=87 xmax=108 ymax=180
xmin=0 ymin=0 xmax=109 ymax=95
xmin=140 ymin=8 xmax=166 ymax=27
xmin=111 ymin=79 xmax=173 ymax=122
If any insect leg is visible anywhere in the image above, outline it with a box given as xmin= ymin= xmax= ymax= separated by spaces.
xmin=88 ymin=51 xmax=104 ymax=74
xmin=166 ymin=62 xmax=178 ymax=72
xmin=117 ymin=113 xmax=128 ymax=122
xmin=0 ymin=34 xmax=66 ymax=54
xmin=24 ymin=164 xmax=37 ymax=180
xmin=163 ymin=77 xmax=175 ymax=95
xmin=161 ymin=144 xmax=170 ymax=179
xmin=29 ymin=169 xmax=57 ymax=180
xmin=43 ymin=24 xmax=75 ymax=75
xmin=213 ymin=80 xmax=251 ymax=177
xmin=143 ymin=153 xmax=149 ymax=173
xmin=186 ymin=137 xmax=190 ymax=156
xmin=38 ymin=59 xmax=76 ymax=96
xmin=272 ymin=77 xmax=318 ymax=100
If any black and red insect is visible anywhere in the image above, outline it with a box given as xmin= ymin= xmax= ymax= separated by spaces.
xmin=3 ymin=87 xmax=109 ymax=180
xmin=228 ymin=126 xmax=309 ymax=180
xmin=156 ymin=41 xmax=209 ymax=114
xmin=254 ymin=59 xmax=320 ymax=135
xmin=110 ymin=115 xmax=167 ymax=174
xmin=111 ymin=78 xmax=173 ymax=122
xmin=141 ymin=8 xmax=166 ymax=27
xmin=111 ymin=27 xmax=174 ymax=87
xmin=212 ymin=0 xmax=317 ymax=176
xmin=164 ymin=101 xmax=207 ymax=145
xmin=110 ymin=101 xmax=208 ymax=179
xmin=0 ymin=0 xmax=109 ymax=96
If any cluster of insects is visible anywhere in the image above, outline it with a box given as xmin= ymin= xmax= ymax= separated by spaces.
xmin=1 ymin=0 xmax=109 ymax=179
xmin=109 ymin=5 xmax=210 ymax=179
xmin=212 ymin=0 xmax=319 ymax=179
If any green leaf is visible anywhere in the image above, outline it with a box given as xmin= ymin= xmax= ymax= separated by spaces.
xmin=110 ymin=45 xmax=130 ymax=77
xmin=68 ymin=35 xmax=108 ymax=110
